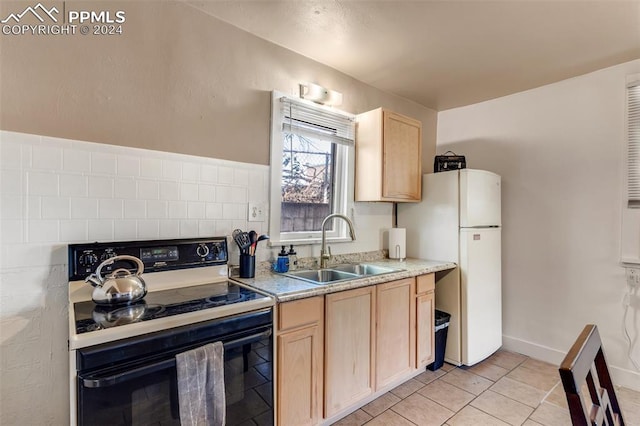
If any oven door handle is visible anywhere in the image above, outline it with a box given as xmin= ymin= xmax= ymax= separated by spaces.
xmin=223 ymin=328 xmax=272 ymax=350
xmin=80 ymin=358 xmax=175 ymax=388
xmin=80 ymin=328 xmax=272 ymax=388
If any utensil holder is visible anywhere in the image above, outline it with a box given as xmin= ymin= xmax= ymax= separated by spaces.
xmin=239 ymin=254 xmax=255 ymax=278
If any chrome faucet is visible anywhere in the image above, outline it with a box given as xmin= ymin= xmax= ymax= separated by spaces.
xmin=320 ymin=213 xmax=356 ymax=269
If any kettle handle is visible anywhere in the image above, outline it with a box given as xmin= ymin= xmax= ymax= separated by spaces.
xmin=95 ymin=255 xmax=145 ymax=280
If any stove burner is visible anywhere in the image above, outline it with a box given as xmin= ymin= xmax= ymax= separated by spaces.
xmin=205 ymin=292 xmax=247 ymax=306
xmin=90 ymin=303 xmax=167 ymax=330
xmin=74 ymin=281 xmax=267 ymax=335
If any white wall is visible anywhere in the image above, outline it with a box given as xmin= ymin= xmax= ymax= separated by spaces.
xmin=437 ymin=60 xmax=640 ymax=390
xmin=0 ymin=131 xmax=391 ymax=424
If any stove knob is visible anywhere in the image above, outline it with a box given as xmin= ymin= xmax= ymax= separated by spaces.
xmin=79 ymin=253 xmax=98 ymax=267
xmin=196 ymin=244 xmax=210 ymax=258
xmin=211 ymin=244 xmax=220 ymax=259
xmin=100 ymin=252 xmax=116 ymax=262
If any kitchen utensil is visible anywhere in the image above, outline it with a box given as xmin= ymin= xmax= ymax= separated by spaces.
xmin=85 ymin=255 xmax=147 ymax=305
xmin=248 ymin=230 xmax=258 ymax=255
xmin=232 ymin=229 xmax=252 ymax=254
xmin=232 ymin=229 xmax=243 ymax=246
xmin=251 ymin=234 xmax=269 ymax=256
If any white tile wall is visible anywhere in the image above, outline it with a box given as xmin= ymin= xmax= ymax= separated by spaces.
xmin=62 ymin=149 xmax=91 ymax=173
xmin=42 ymin=197 xmax=70 ymax=219
xmin=147 ymin=200 xmax=168 ymax=219
xmin=201 ymin=164 xmax=217 ymax=182
xmin=28 ymin=171 xmax=58 ymax=196
xmin=114 ymin=178 xmax=137 ymax=199
xmin=116 ymin=156 xmax=140 ymax=177
xmin=60 ymin=174 xmax=88 ymax=197
xmin=124 ymin=199 xmax=147 ymax=219
xmin=71 ymin=197 xmax=98 ymax=219
xmin=88 ymin=175 xmax=114 ymax=198
xmin=180 ymin=183 xmax=199 ymax=201
xmin=162 ymin=159 xmax=182 ymax=180
xmin=160 ymin=181 xmax=180 ymax=200
xmin=138 ymin=180 xmax=160 ymax=199
xmin=0 ymin=131 xmax=270 ymax=424
xmin=91 ymin=152 xmax=117 ymax=175
xmin=2 ymin=132 xmax=270 ymax=255
xmin=140 ymin=158 xmax=162 ymax=178
xmin=206 ymin=203 xmax=223 ymax=219
xmin=218 ymin=166 xmax=234 ymax=184
xmin=33 ymin=145 xmax=63 ymax=170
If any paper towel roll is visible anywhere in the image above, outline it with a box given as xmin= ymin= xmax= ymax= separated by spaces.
xmin=389 ymin=228 xmax=406 ymax=260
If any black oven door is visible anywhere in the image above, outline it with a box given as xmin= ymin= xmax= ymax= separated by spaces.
xmin=76 ymin=315 xmax=273 ymax=426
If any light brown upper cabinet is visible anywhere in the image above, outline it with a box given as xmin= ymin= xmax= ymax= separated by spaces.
xmin=355 ymin=108 xmax=422 ymax=202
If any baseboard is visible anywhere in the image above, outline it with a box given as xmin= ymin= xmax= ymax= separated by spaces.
xmin=320 ymin=367 xmax=428 ymax=425
xmin=502 ymin=334 xmax=640 ymax=392
xmin=502 ymin=334 xmax=567 ymax=365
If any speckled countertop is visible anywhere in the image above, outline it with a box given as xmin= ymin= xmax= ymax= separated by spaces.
xmin=232 ymin=257 xmax=457 ymax=303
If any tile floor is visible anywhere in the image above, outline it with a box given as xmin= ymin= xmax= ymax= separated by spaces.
xmin=331 ymin=350 xmax=640 ymax=426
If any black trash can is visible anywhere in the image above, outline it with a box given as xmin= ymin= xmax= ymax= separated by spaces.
xmin=427 ymin=310 xmax=451 ymax=371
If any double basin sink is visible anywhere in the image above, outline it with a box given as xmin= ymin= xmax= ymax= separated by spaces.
xmin=284 ymin=263 xmax=403 ymax=285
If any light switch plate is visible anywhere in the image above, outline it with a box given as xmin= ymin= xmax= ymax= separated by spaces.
xmin=248 ymin=203 xmax=266 ymax=222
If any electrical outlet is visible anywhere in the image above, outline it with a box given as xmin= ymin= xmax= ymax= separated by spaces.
xmin=626 ymin=267 xmax=640 ymax=288
xmin=248 ymin=203 xmax=266 ymax=222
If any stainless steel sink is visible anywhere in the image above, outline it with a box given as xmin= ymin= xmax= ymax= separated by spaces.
xmin=284 ymin=263 xmax=403 ymax=285
xmin=331 ymin=263 xmax=400 ymax=276
xmin=284 ymin=269 xmax=359 ymax=284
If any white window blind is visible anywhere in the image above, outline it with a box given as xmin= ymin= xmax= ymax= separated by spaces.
xmin=628 ymin=81 xmax=640 ymax=207
xmin=280 ymin=97 xmax=355 ymax=146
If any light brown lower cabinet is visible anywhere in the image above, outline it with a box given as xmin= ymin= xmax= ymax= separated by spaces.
xmin=416 ymin=274 xmax=435 ymax=368
xmin=277 ymin=296 xmax=324 ymax=426
xmin=276 ymin=273 xmax=436 ymax=425
xmin=324 ymin=286 xmax=376 ymax=418
xmin=375 ymin=278 xmax=416 ymax=389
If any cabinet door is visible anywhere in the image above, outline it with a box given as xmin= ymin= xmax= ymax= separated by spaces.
xmin=416 ymin=291 xmax=435 ymax=368
xmin=277 ymin=325 xmax=322 ymax=426
xmin=277 ymin=296 xmax=324 ymax=426
xmin=376 ymin=278 xmax=416 ymax=389
xmin=325 ymin=287 xmax=375 ymax=417
xmin=382 ymin=111 xmax=422 ymax=201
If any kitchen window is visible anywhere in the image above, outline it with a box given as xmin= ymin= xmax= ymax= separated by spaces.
xmin=269 ymin=91 xmax=355 ymax=244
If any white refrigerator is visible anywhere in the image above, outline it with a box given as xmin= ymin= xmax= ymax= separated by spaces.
xmin=398 ymin=169 xmax=502 ymax=366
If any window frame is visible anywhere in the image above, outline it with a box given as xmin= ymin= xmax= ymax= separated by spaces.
xmin=627 ymin=79 xmax=640 ymax=208
xmin=269 ymin=91 xmax=355 ymax=245
xmin=620 ymin=73 xmax=640 ymax=264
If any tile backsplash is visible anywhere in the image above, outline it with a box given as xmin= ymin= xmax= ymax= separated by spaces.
xmin=0 ymin=131 xmax=270 ymax=269
xmin=0 ymin=131 xmax=269 ymax=424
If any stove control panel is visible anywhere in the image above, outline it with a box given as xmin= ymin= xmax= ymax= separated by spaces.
xmin=68 ymin=237 xmax=229 ymax=281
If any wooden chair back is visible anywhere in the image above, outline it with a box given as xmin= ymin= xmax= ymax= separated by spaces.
xmin=559 ymin=324 xmax=625 ymax=426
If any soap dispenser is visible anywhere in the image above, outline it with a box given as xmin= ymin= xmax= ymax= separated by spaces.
xmin=275 ymin=245 xmax=289 ymax=273
xmin=288 ymin=245 xmax=298 ymax=271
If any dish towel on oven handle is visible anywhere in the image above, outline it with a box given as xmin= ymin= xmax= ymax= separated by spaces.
xmin=176 ymin=341 xmax=226 ymax=426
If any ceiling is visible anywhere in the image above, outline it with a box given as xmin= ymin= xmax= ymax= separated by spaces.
xmin=186 ymin=1 xmax=640 ymax=111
